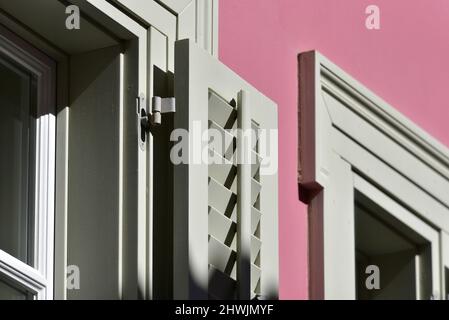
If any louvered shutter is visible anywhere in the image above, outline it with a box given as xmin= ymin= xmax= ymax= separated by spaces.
xmin=173 ymin=39 xmax=278 ymax=300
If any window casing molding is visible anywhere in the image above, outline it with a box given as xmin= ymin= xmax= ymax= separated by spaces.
xmin=0 ymin=25 xmax=55 ymax=300
xmin=354 ymin=173 xmax=440 ymax=299
xmin=299 ymin=51 xmax=449 ymax=300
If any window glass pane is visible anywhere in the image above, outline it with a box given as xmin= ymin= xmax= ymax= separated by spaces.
xmin=355 ymin=192 xmax=432 ymax=300
xmin=0 ymin=54 xmax=36 ymax=266
xmin=0 ymin=276 xmax=33 ymax=300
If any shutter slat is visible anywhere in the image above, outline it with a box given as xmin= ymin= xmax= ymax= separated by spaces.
xmin=209 ymin=149 xmax=237 ymax=193
xmin=208 ymin=177 xmax=237 ymax=221
xmin=251 ymin=121 xmax=260 ymax=152
xmin=208 ymin=264 xmax=237 ymax=299
xmin=251 ymin=207 xmax=261 ymax=235
xmin=208 ymin=206 xmax=237 ymax=250
xmin=251 ymin=263 xmax=261 ymax=293
xmin=208 ymin=120 xmax=235 ymax=161
xmin=251 ymin=178 xmax=262 ymax=206
xmin=208 ymin=91 xmax=237 ymax=130
xmin=251 ymin=150 xmax=261 ymax=179
xmin=251 ymin=235 xmax=261 ymax=265
xmin=208 ymin=235 xmax=237 ymax=279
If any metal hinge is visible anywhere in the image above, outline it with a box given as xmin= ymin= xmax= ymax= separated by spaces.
xmin=138 ymin=95 xmax=176 ymax=147
xmin=150 ymin=96 xmax=176 ymax=125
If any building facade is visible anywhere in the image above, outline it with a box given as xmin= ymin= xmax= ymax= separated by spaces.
xmin=0 ymin=0 xmax=448 ymax=300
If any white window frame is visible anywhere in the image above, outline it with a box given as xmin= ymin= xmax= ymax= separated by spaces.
xmin=299 ymin=51 xmax=449 ymax=300
xmin=0 ymin=25 xmax=55 ymax=300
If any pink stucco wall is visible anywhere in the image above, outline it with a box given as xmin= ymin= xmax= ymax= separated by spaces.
xmin=219 ymin=0 xmax=449 ymax=299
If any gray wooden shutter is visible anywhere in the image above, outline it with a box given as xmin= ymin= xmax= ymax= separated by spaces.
xmin=174 ymin=39 xmax=278 ymax=300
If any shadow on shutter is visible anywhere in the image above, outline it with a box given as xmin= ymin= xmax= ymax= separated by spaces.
xmin=173 ymin=39 xmax=278 ymax=300
xmin=208 ymin=91 xmax=238 ymax=299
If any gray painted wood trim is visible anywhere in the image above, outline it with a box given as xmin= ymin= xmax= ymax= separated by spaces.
xmin=174 ymin=39 xmax=278 ymax=300
xmin=113 ymin=0 xmax=219 ymax=59
xmin=299 ymin=51 xmax=449 ymax=300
